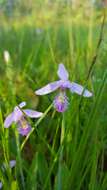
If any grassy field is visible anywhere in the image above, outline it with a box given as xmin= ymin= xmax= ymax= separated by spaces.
xmin=0 ymin=1 xmax=107 ymax=190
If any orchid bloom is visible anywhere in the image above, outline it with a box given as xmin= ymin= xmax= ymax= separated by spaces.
xmin=2 ymin=160 xmax=16 ymax=171
xmin=4 ymin=102 xmax=43 ymax=136
xmin=0 ymin=183 xmax=2 ymax=189
xmin=35 ymin=64 xmax=93 ymax=112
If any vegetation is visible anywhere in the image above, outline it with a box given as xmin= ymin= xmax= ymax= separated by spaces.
xmin=0 ymin=1 xmax=107 ymax=189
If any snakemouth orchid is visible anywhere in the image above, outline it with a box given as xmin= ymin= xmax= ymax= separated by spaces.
xmin=4 ymin=102 xmax=43 ymax=136
xmin=35 ymin=64 xmax=93 ymax=112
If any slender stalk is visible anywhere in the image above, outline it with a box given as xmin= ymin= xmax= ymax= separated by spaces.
xmin=21 ymin=104 xmax=53 ymax=150
xmin=79 ymin=11 xmax=106 ymax=111
xmin=86 ymin=10 xmax=106 ymax=80
xmin=57 ymin=113 xmax=65 ymax=190
xmin=15 ymin=130 xmax=25 ymax=190
xmin=0 ymin=109 xmax=12 ymax=189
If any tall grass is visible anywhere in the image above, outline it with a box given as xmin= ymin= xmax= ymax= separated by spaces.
xmin=0 ymin=1 xmax=107 ymax=190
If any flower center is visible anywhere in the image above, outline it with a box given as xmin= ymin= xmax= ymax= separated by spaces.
xmin=53 ymin=92 xmax=69 ymax=112
xmin=18 ymin=117 xmax=29 ymax=129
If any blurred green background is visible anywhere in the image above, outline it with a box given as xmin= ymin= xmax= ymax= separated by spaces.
xmin=0 ymin=1 xmax=107 ymax=190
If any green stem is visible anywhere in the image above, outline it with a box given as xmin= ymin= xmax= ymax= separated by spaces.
xmin=21 ymin=104 xmax=53 ymax=150
xmin=0 ymin=109 xmax=12 ymax=189
xmin=60 ymin=113 xmax=65 ymax=145
xmin=57 ymin=113 xmax=65 ymax=190
xmin=15 ymin=130 xmax=25 ymax=190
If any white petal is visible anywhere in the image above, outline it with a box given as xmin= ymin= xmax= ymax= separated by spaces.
xmin=57 ymin=63 xmax=69 ymax=80
xmin=70 ymin=82 xmax=93 ymax=97
xmin=13 ymin=106 xmax=23 ymax=122
xmin=4 ymin=112 xmax=14 ymax=128
xmin=23 ymin=109 xmax=43 ymax=118
xmin=0 ymin=182 xmax=2 ymax=189
xmin=35 ymin=80 xmax=62 ymax=95
xmin=9 ymin=160 xmax=16 ymax=168
xmin=19 ymin=102 xmax=26 ymax=108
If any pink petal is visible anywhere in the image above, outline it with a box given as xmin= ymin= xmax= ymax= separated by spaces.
xmin=70 ymin=82 xmax=93 ymax=97
xmin=13 ymin=106 xmax=23 ymax=122
xmin=9 ymin=160 xmax=16 ymax=168
xmin=57 ymin=63 xmax=69 ymax=80
xmin=19 ymin=102 xmax=26 ymax=108
xmin=4 ymin=112 xmax=14 ymax=128
xmin=0 ymin=182 xmax=2 ymax=189
xmin=23 ymin=109 xmax=43 ymax=118
xmin=18 ymin=125 xmax=31 ymax=136
xmin=35 ymin=80 xmax=62 ymax=95
xmin=60 ymin=80 xmax=71 ymax=89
